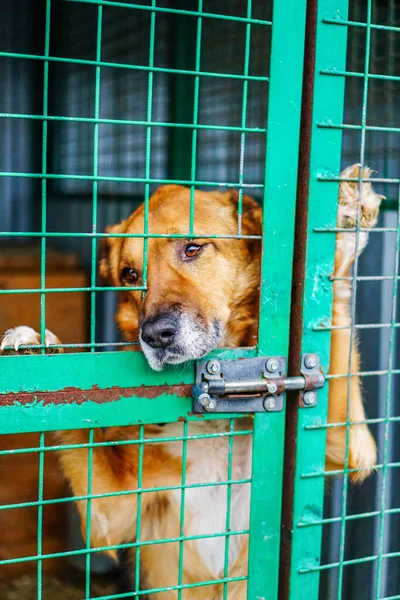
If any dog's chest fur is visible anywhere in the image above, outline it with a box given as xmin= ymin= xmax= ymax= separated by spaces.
xmin=145 ymin=419 xmax=252 ymax=577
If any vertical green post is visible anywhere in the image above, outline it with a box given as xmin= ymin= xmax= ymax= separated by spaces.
xmin=90 ymin=1 xmax=103 ymax=351
xmin=142 ymin=0 xmax=157 ymax=291
xmin=36 ymin=432 xmax=45 ymax=600
xmin=177 ymin=420 xmax=188 ymax=599
xmin=287 ymin=2 xmax=349 ymax=599
xmin=85 ymin=428 xmax=94 ymax=599
xmin=39 ymin=0 xmax=52 ymax=353
xmin=134 ymin=425 xmax=145 ymax=593
xmin=168 ymin=0 xmax=197 ymax=182
xmin=246 ymin=0 xmax=307 ymax=597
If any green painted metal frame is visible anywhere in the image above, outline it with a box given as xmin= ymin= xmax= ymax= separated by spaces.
xmin=286 ymin=1 xmax=349 ymax=597
xmin=167 ymin=0 xmax=197 ymax=183
xmin=246 ymin=0 xmax=307 ymax=597
xmin=0 ymin=0 xmax=307 ymax=597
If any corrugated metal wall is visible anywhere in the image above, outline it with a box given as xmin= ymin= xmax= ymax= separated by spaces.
xmin=0 ymin=0 xmax=43 ymax=234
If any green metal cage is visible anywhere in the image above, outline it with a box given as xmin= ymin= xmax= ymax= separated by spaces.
xmin=1 ymin=0 xmax=400 ymax=598
xmin=0 ymin=0 xmax=303 ymax=598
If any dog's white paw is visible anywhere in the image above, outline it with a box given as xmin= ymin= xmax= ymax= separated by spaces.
xmin=0 ymin=326 xmax=62 ymax=354
xmin=1 ymin=326 xmax=40 ymax=351
xmin=43 ymin=329 xmax=61 ymax=348
xmin=338 ymin=163 xmax=383 ymax=230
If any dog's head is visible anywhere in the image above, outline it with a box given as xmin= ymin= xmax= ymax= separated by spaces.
xmin=100 ymin=185 xmax=262 ymax=370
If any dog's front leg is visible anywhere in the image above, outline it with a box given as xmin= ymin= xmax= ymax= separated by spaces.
xmin=327 ymin=163 xmax=382 ymax=481
xmin=55 ymin=428 xmax=140 ymax=556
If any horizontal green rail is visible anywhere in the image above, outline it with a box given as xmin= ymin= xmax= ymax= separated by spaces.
xmin=0 ymin=112 xmax=267 ymax=133
xmin=0 ymin=231 xmax=262 ymax=239
xmin=91 ymin=576 xmax=247 ymax=600
xmin=321 ymin=68 xmax=400 ymax=83
xmin=323 ymin=17 xmax=400 ymax=33
xmin=0 ymin=172 xmax=264 ymax=186
xmin=66 ymin=0 xmax=272 ymax=25
xmin=0 ymin=51 xmax=269 ymax=81
xmin=319 ymin=121 xmax=400 ymax=134
xmin=0 ymin=429 xmax=253 ymax=457
xmin=0 ymin=529 xmax=250 ymax=565
xmin=0 ymin=348 xmax=258 ymax=434
xmin=0 ymin=479 xmax=251 ymax=512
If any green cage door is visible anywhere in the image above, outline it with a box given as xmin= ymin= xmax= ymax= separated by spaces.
xmin=0 ymin=0 xmax=307 ymax=598
xmin=285 ymin=1 xmax=394 ymax=599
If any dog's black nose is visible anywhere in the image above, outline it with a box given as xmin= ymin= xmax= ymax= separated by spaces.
xmin=141 ymin=316 xmax=178 ymax=349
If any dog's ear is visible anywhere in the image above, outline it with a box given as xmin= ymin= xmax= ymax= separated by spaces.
xmin=241 ymin=194 xmax=262 ymax=236
xmin=99 ymin=219 xmax=128 ymax=286
xmin=228 ymin=190 xmax=262 ymax=236
xmin=227 ymin=189 xmax=262 ymax=244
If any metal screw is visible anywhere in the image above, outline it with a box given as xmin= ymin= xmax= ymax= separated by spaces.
xmin=266 ymin=358 xmax=279 ymax=373
xmin=304 ymin=355 xmax=317 ymax=369
xmin=199 ymin=393 xmax=212 ymax=407
xmin=303 ymin=391 xmax=316 ymax=406
xmin=206 ymin=399 xmax=217 ymax=412
xmin=207 ymin=360 xmax=220 ymax=375
xmin=267 ymin=382 xmax=278 ymax=394
xmin=265 ymin=397 xmax=276 ymax=410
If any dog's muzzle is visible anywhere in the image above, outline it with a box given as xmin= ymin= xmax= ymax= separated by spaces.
xmin=139 ymin=312 xmax=223 ymax=371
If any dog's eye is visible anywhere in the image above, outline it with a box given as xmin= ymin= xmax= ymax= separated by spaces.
xmin=121 ymin=267 xmax=139 ymax=285
xmin=184 ymin=243 xmax=202 ymax=259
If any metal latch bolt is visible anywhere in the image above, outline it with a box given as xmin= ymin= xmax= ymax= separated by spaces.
xmin=192 ymin=354 xmax=324 ymax=413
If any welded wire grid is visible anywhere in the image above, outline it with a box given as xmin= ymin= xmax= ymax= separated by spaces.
xmin=299 ymin=1 xmax=400 ymax=599
xmin=0 ymin=0 xmax=270 ymax=353
xmin=0 ymin=423 xmax=252 ymax=598
xmin=0 ymin=0 xmax=271 ymax=597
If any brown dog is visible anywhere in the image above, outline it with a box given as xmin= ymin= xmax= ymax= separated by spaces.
xmin=1 ymin=164 xmax=381 ymax=597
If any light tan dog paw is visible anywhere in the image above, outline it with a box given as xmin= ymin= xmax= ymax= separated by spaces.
xmin=338 ymin=163 xmax=383 ymax=230
xmin=0 ymin=326 xmax=62 ymax=355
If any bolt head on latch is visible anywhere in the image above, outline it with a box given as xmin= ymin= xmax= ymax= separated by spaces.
xmin=303 ymin=391 xmax=316 ymax=406
xmin=198 ymin=392 xmax=211 ymax=407
xmin=198 ymin=392 xmax=217 ymax=411
xmin=304 ymin=354 xmax=317 ymax=369
xmin=265 ymin=396 xmax=277 ymax=410
xmin=206 ymin=360 xmax=221 ymax=375
xmin=206 ymin=399 xmax=217 ymax=411
xmin=266 ymin=358 xmax=279 ymax=373
xmin=267 ymin=382 xmax=278 ymax=394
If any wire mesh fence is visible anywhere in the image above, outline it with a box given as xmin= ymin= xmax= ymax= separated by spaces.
xmin=0 ymin=0 xmax=271 ymax=353
xmin=2 ymin=0 xmax=400 ymax=599
xmin=0 ymin=0 xmax=298 ymax=598
xmin=0 ymin=422 xmax=254 ymax=598
xmin=320 ymin=2 xmax=400 ymax=592
xmin=288 ymin=1 xmax=400 ymax=599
